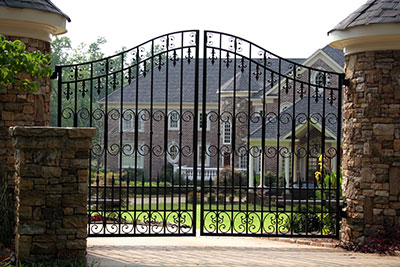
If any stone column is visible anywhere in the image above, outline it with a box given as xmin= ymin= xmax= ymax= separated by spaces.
xmin=340 ymin=50 xmax=400 ymax=243
xmin=0 ymin=4 xmax=69 ymax=246
xmin=10 ymin=126 xmax=96 ymax=262
xmin=0 ymin=36 xmax=51 ymax=180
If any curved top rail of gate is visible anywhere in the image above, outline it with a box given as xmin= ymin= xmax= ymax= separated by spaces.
xmin=204 ymin=30 xmax=343 ymax=96
xmin=55 ymin=30 xmax=199 ymax=82
xmin=54 ymin=30 xmax=199 ymax=127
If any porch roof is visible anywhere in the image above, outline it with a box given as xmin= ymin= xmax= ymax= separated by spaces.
xmin=250 ymin=96 xmax=339 ymax=140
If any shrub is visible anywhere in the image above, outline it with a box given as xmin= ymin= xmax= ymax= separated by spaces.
xmin=159 ymin=163 xmax=180 ymax=184
xmin=339 ymin=225 xmax=400 ymax=254
xmin=0 ymin=174 xmax=13 ymax=247
xmin=215 ymin=167 xmax=247 ymax=187
xmin=121 ymin=168 xmax=146 ymax=182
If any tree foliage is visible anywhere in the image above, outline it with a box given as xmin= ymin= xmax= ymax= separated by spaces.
xmin=0 ymin=35 xmax=52 ymax=93
xmin=50 ymin=36 xmax=108 ymax=126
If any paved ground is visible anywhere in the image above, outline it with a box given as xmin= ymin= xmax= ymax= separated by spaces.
xmin=87 ymin=236 xmax=400 ymax=267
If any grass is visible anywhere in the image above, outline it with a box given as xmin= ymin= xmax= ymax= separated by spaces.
xmin=89 ymin=202 xmax=296 ymax=234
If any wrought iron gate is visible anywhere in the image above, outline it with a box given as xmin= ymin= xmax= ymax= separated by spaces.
xmin=54 ymin=30 xmax=343 ymax=237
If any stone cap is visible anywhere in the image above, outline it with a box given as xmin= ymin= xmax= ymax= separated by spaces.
xmin=329 ymin=0 xmax=400 ymax=32
xmin=0 ymin=0 xmax=70 ymax=22
xmin=0 ymin=0 xmax=70 ymax=42
xmin=9 ymin=126 xmax=97 ymax=138
xmin=328 ymin=0 xmax=400 ymax=55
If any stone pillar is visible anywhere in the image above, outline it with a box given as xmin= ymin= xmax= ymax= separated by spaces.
xmin=0 ymin=3 xmax=69 ymax=246
xmin=328 ymin=2 xmax=400 ymax=245
xmin=0 ymin=36 xmax=51 ymax=180
xmin=340 ymin=51 xmax=400 ymax=243
xmin=10 ymin=126 xmax=96 ymax=262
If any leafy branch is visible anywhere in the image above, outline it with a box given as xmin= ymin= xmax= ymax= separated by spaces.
xmin=0 ymin=35 xmax=52 ymax=93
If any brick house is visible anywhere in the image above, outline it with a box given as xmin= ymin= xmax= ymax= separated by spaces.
xmin=100 ymin=44 xmax=343 ymax=184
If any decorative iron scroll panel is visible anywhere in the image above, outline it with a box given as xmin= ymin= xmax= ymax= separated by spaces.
xmin=55 ymin=30 xmax=343 ymax=237
xmin=200 ymin=31 xmax=343 ymax=237
xmin=56 ymin=30 xmax=200 ymax=236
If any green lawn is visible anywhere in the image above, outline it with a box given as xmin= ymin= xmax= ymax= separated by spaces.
xmin=89 ymin=203 xmax=298 ymax=234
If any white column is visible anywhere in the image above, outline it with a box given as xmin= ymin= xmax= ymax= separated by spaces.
xmin=331 ymin=155 xmax=337 ymax=173
xmin=285 ymin=155 xmax=290 ymax=187
xmin=259 ymin=151 xmax=265 ymax=187
xmin=249 ymin=153 xmax=254 ymax=188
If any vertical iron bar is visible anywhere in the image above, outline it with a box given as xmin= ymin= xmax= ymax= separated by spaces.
xmin=276 ymin=59 xmax=282 ymax=235
xmin=163 ymin=36 xmax=170 ymax=234
xmin=118 ymin=54 xmax=124 ymax=234
xmin=321 ymin=72 xmax=327 ymax=236
xmin=178 ymin=36 xmax=184 ymax=231
xmin=260 ymin=56 xmax=267 ymax=235
xmin=88 ymin=63 xmax=94 ymax=235
xmin=190 ymin=30 xmax=199 ymax=235
xmin=56 ymin=66 xmax=62 ymax=127
xmin=231 ymin=37 xmax=237 ymax=234
xmin=149 ymin=40 xmax=154 ymax=233
xmin=103 ymin=58 xmax=109 ymax=235
xmin=134 ymin=48 xmax=139 ymax=235
xmin=336 ymin=73 xmax=343 ymax=238
xmin=74 ymin=66 xmax=78 ymax=127
xmin=216 ymin=34 xmax=223 ymax=233
xmin=306 ymin=70 xmax=311 ymax=235
xmin=290 ymin=67 xmax=297 ymax=236
xmin=200 ymin=31 xmax=207 ymax=235
xmin=246 ymin=54 xmax=252 ymax=235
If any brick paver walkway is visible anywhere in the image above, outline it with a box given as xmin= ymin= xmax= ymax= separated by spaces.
xmin=87 ymin=236 xmax=400 ymax=267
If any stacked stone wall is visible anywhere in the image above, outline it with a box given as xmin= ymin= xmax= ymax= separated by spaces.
xmin=0 ymin=36 xmax=51 ymax=227
xmin=10 ymin=126 xmax=95 ymax=262
xmin=341 ymin=50 xmax=400 ymax=244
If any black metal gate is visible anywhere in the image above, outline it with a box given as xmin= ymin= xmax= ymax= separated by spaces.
xmin=54 ymin=30 xmax=343 ymax=237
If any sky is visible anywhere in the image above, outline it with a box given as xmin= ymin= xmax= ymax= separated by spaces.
xmin=51 ymin=0 xmax=367 ymax=59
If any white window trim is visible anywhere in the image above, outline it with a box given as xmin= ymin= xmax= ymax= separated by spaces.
xmin=168 ymin=111 xmax=180 ymax=130
xmin=198 ymin=112 xmax=211 ymax=131
xmin=239 ymin=153 xmax=248 ymax=169
xmin=122 ymin=114 xmax=144 ymax=132
xmin=121 ymin=142 xmax=145 ymax=169
xmin=198 ymin=143 xmax=210 ymax=167
xmin=223 ymin=120 xmax=231 ymax=144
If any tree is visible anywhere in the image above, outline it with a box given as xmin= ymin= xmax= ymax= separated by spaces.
xmin=0 ymin=35 xmax=52 ymax=92
xmin=50 ymin=36 xmax=108 ymax=126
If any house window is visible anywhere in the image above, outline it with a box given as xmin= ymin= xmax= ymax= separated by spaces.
xmin=198 ymin=144 xmax=210 ymax=166
xmin=167 ymin=142 xmax=179 ymax=164
xmin=122 ymin=113 xmax=144 ymax=132
xmin=198 ymin=112 xmax=210 ymax=131
xmin=315 ymin=72 xmax=325 ymax=87
xmin=311 ymin=70 xmax=330 ymax=94
xmin=223 ymin=121 xmax=231 ymax=144
xmin=168 ymin=111 xmax=179 ymax=130
xmin=308 ymin=157 xmax=318 ymax=178
xmin=239 ymin=153 xmax=248 ymax=169
xmin=121 ymin=142 xmax=144 ymax=169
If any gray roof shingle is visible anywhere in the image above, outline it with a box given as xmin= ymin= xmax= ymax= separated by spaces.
xmin=330 ymin=0 xmax=400 ymax=32
xmin=103 ymin=59 xmax=297 ymax=104
xmin=0 ymin=0 xmax=70 ymax=21
xmin=322 ymin=45 xmax=345 ymax=67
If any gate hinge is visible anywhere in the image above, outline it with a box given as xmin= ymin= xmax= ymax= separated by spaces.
xmin=50 ymin=66 xmax=61 ymax=80
xmin=343 ymin=78 xmax=350 ymax=87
